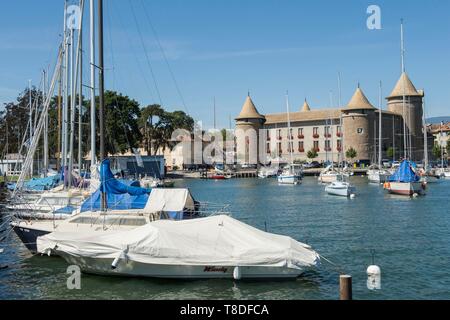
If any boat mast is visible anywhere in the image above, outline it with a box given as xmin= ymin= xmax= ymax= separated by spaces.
xmin=401 ymin=20 xmax=407 ymax=160
xmin=78 ymin=4 xmax=83 ymax=174
xmin=338 ymin=72 xmax=344 ymax=167
xmin=422 ymin=98 xmax=428 ymax=169
xmin=285 ymin=92 xmax=293 ymax=169
xmin=98 ymin=0 xmax=106 ymax=211
xmin=63 ymin=0 xmax=69 ymax=176
xmin=28 ymin=79 xmax=33 ymax=177
xmin=441 ymin=121 xmax=444 ymax=169
xmin=329 ymin=91 xmax=334 ymax=170
xmin=378 ymin=81 xmax=382 ymax=168
xmin=43 ymin=69 xmax=49 ymax=177
xmin=90 ymin=0 xmax=96 ymax=167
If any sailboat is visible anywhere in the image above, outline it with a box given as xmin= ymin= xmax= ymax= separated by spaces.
xmin=324 ymin=84 xmax=355 ymax=197
xmin=278 ymin=93 xmax=300 ymax=185
xmin=368 ymin=82 xmax=391 ymax=183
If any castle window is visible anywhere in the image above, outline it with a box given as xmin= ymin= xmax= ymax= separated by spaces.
xmin=337 ymin=126 xmax=342 ymax=137
xmin=337 ymin=140 xmax=342 ymax=152
xmin=325 ymin=140 xmax=331 ymax=152
xmin=357 ymin=128 xmax=364 ymax=135
xmin=298 ymin=128 xmax=304 ymax=139
xmin=313 ymin=141 xmax=320 ymax=152
xmin=325 ymin=126 xmax=332 ymax=138
xmin=277 ymin=129 xmax=282 ymax=140
xmin=298 ymin=141 xmax=305 ymax=153
xmin=277 ymin=142 xmax=282 ymax=155
xmin=313 ymin=127 xmax=320 ymax=138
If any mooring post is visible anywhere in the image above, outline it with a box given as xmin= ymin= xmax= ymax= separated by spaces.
xmin=340 ymin=275 xmax=352 ymax=300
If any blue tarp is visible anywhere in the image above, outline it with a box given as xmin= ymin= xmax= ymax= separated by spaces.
xmin=54 ymin=206 xmax=77 ymax=214
xmin=80 ymin=159 xmax=151 ymax=212
xmin=389 ymin=160 xmax=420 ymax=183
xmin=23 ymin=175 xmax=61 ymax=191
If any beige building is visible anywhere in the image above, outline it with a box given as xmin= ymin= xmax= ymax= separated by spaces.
xmin=236 ymin=72 xmax=426 ymax=164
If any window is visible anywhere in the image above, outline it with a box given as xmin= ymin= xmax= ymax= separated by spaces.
xmin=298 ymin=128 xmax=304 ymax=139
xmin=337 ymin=140 xmax=342 ymax=151
xmin=325 ymin=126 xmax=332 ymax=138
xmin=357 ymin=128 xmax=364 ymax=135
xmin=277 ymin=129 xmax=282 ymax=140
xmin=277 ymin=142 xmax=282 ymax=155
xmin=313 ymin=127 xmax=319 ymax=138
xmin=287 ymin=141 xmax=294 ymax=153
xmin=313 ymin=141 xmax=320 ymax=152
xmin=337 ymin=126 xmax=342 ymax=137
xmin=288 ymin=128 xmax=294 ymax=140
xmin=325 ymin=140 xmax=331 ymax=152
xmin=298 ymin=141 xmax=305 ymax=153
xmin=266 ymin=142 xmax=271 ymax=154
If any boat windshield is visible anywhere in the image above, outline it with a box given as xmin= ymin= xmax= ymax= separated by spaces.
xmin=69 ymin=216 xmax=147 ymax=227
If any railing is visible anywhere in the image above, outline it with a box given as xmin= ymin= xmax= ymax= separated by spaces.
xmin=337 ymin=132 xmax=343 ymax=138
xmin=298 ymin=148 xmax=305 ymax=153
xmin=298 ymin=135 xmax=305 ymax=139
xmin=313 ymin=134 xmax=320 ymax=139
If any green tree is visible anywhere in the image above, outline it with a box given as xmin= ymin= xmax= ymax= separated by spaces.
xmin=102 ymin=91 xmax=142 ymax=156
xmin=432 ymin=143 xmax=442 ymax=160
xmin=346 ymin=147 xmax=358 ymax=162
xmin=139 ymin=104 xmax=164 ymax=155
xmin=387 ymin=147 xmax=395 ymax=159
xmin=307 ymin=148 xmax=318 ymax=160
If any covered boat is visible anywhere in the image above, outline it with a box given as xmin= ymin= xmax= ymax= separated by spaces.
xmin=37 ymin=215 xmax=320 ymax=279
xmin=384 ymin=160 xmax=425 ymax=196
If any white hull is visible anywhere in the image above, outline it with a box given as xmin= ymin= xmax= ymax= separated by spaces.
xmin=277 ymin=175 xmax=299 ymax=185
xmin=385 ymin=182 xmax=424 ymax=196
xmin=325 ymin=182 xmax=355 ymax=197
xmin=58 ymin=253 xmax=306 ymax=279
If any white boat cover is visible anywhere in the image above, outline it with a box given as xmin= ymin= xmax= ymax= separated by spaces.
xmin=37 ymin=215 xmax=320 ymax=269
xmin=143 ymin=188 xmax=195 ymax=214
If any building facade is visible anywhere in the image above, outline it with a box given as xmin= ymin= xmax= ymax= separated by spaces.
xmin=236 ymin=73 xmax=425 ymax=164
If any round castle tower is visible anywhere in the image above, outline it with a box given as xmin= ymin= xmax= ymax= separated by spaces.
xmin=342 ymin=86 xmax=376 ymax=161
xmin=386 ymin=72 xmax=424 ymax=160
xmin=235 ymin=95 xmax=266 ymax=165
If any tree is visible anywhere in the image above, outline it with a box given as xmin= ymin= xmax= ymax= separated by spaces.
xmin=432 ymin=143 xmax=442 ymax=160
xmin=307 ymin=148 xmax=318 ymax=160
xmin=139 ymin=104 xmax=164 ymax=155
xmin=346 ymin=147 xmax=358 ymax=162
xmin=102 ymin=91 xmax=142 ymax=156
xmin=387 ymin=147 xmax=395 ymax=159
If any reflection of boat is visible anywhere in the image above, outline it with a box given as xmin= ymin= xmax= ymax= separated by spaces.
xmin=383 ymin=160 xmax=425 ymax=196
xmin=37 ymin=215 xmax=320 ymax=280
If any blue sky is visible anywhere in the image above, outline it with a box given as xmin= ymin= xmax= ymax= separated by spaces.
xmin=1 ymin=0 xmax=449 ymax=128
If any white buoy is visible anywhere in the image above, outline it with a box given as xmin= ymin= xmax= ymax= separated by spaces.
xmin=0 ymin=248 xmax=4 ymax=254
xmin=350 ymin=194 xmax=356 ymax=199
xmin=413 ymin=193 xmax=419 ymax=198
xmin=367 ymin=265 xmax=381 ymax=290
xmin=233 ymin=266 xmax=242 ymax=280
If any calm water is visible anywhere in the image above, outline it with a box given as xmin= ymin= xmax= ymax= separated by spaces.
xmin=0 ymin=177 xmax=449 ymax=300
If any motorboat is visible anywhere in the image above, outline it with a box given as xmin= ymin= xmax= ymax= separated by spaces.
xmin=325 ymin=180 xmax=356 ymax=198
xmin=318 ymin=166 xmax=345 ymax=184
xmin=37 ymin=215 xmax=320 ymax=280
xmin=140 ymin=176 xmax=163 ymax=188
xmin=258 ymin=166 xmax=279 ymax=179
xmin=383 ymin=160 xmax=425 ymax=196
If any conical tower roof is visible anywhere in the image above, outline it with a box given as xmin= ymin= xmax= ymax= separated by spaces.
xmin=344 ymin=86 xmax=375 ymax=110
xmin=387 ymin=72 xmax=423 ymax=98
xmin=301 ymin=99 xmax=311 ymax=112
xmin=235 ymin=96 xmax=265 ymax=121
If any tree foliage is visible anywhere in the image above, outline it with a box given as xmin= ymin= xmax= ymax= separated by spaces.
xmin=307 ymin=148 xmax=318 ymax=160
xmin=346 ymin=147 xmax=358 ymax=160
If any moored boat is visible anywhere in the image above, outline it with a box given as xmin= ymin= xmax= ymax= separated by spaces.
xmin=37 ymin=215 xmax=320 ymax=279
xmin=383 ymin=160 xmax=425 ymax=196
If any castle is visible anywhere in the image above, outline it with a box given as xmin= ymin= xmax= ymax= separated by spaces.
xmin=235 ymin=72 xmax=425 ymax=164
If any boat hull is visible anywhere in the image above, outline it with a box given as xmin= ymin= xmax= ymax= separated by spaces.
xmin=12 ymin=224 xmax=51 ymax=253
xmin=277 ymin=175 xmax=299 ymax=185
xmin=385 ymin=182 xmax=424 ymax=196
xmin=57 ymin=253 xmax=306 ymax=279
xmin=325 ymin=184 xmax=355 ymax=197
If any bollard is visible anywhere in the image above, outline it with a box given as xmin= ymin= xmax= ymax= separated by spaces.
xmin=340 ymin=275 xmax=352 ymax=300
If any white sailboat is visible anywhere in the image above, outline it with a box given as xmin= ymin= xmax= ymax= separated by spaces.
xmin=37 ymin=215 xmax=320 ymax=280
xmin=325 ymin=178 xmax=356 ymax=198
xmin=368 ymin=82 xmax=391 ymax=183
xmin=278 ymin=93 xmax=300 ymax=185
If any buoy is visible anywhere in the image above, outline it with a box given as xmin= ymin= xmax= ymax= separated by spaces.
xmin=367 ymin=265 xmax=381 ymax=290
xmin=233 ymin=266 xmax=242 ymax=280
xmin=350 ymin=194 xmax=356 ymax=199
xmin=413 ymin=193 xmax=419 ymax=198
xmin=0 ymin=248 xmax=4 ymax=254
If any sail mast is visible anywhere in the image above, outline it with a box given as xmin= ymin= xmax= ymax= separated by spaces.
xmin=378 ymin=81 xmax=382 ymax=168
xmin=43 ymin=69 xmax=49 ymax=177
xmin=286 ymin=92 xmax=293 ymax=168
xmin=98 ymin=0 xmax=106 ymax=211
xmin=422 ymin=98 xmax=428 ymax=169
xmin=90 ymin=0 xmax=96 ymax=166
xmin=78 ymin=6 xmax=83 ymax=174
xmin=401 ymin=19 xmax=407 ymax=160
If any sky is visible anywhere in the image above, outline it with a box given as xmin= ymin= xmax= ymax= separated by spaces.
xmin=0 ymin=0 xmax=449 ymax=128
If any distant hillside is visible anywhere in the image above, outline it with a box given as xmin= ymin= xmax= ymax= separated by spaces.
xmin=427 ymin=117 xmax=450 ymax=124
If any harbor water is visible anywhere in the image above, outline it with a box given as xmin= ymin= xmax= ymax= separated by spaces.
xmin=0 ymin=177 xmax=449 ymax=300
